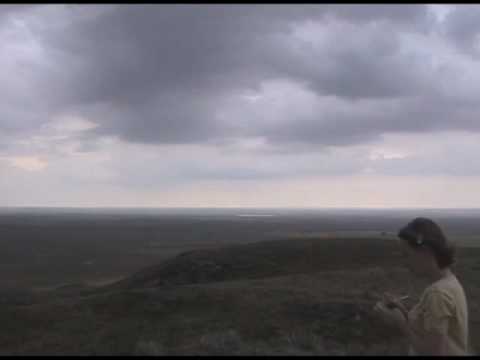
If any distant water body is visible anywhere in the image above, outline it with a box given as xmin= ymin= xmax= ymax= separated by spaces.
xmin=1 ymin=207 xmax=480 ymax=239
xmin=236 ymin=214 xmax=277 ymax=217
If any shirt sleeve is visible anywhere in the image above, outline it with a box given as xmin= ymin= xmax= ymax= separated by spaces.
xmin=422 ymin=289 xmax=454 ymax=334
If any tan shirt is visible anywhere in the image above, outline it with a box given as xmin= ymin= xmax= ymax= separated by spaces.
xmin=408 ymin=273 xmax=469 ymax=355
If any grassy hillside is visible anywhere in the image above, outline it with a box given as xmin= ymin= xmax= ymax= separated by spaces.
xmin=2 ymin=235 xmax=480 ymax=355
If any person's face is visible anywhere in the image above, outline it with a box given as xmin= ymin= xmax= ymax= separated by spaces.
xmin=398 ymin=238 xmax=427 ymax=275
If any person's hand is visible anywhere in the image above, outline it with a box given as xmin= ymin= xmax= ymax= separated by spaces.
xmin=373 ymin=296 xmax=408 ymax=331
xmin=383 ymin=292 xmax=408 ymax=316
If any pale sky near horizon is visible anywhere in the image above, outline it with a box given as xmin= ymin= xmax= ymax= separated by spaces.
xmin=1 ymin=4 xmax=480 ymax=208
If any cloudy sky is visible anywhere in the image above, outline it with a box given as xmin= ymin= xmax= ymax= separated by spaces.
xmin=1 ymin=4 xmax=480 ymax=208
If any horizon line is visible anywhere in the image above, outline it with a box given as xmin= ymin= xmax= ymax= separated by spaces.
xmin=2 ymin=206 xmax=480 ymax=210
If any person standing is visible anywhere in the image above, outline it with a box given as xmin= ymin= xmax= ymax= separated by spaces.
xmin=374 ymin=217 xmax=470 ymax=355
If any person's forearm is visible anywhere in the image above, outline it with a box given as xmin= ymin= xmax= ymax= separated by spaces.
xmin=399 ymin=323 xmax=448 ymax=355
xmin=400 ymin=322 xmax=434 ymax=355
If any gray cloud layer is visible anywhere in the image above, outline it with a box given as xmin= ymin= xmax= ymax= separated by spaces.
xmin=443 ymin=5 xmax=480 ymax=56
xmin=5 ymin=4 xmax=461 ymax=148
xmin=1 ymin=4 xmax=480 ymax=178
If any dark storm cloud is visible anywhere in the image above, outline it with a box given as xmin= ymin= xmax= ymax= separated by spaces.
xmin=0 ymin=5 xmax=32 ymax=21
xmin=443 ymin=5 xmax=480 ymax=56
xmin=323 ymin=4 xmax=431 ymax=25
xmin=24 ymin=4 xmax=438 ymax=146
xmin=76 ymin=91 xmax=230 ymax=145
xmin=47 ymin=4 xmax=430 ymax=105
xmin=260 ymin=94 xmax=480 ymax=149
xmin=264 ymin=22 xmax=434 ymax=100
xmin=3 ymin=4 xmax=480 ymax=151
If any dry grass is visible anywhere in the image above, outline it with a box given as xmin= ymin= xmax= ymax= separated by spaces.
xmin=1 ymin=237 xmax=480 ymax=355
xmin=134 ymin=340 xmax=167 ymax=356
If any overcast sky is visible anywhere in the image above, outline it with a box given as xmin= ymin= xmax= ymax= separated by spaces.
xmin=1 ymin=4 xmax=480 ymax=208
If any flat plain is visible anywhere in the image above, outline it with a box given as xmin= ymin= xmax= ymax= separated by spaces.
xmin=1 ymin=208 xmax=479 ymax=355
